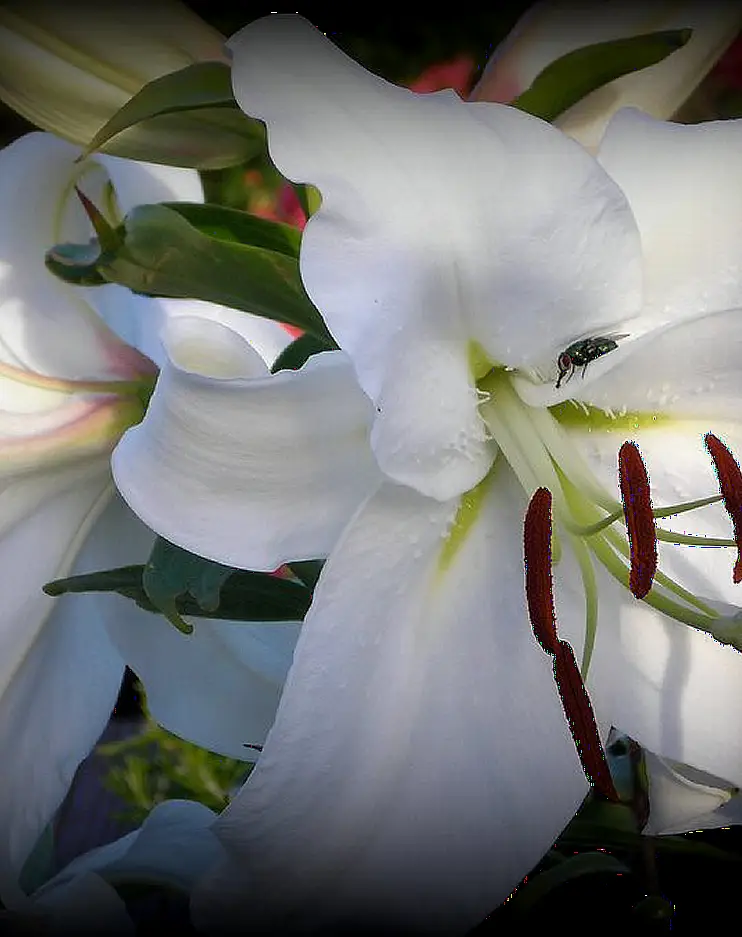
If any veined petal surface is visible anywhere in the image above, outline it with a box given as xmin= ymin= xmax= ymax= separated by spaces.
xmin=598 ymin=110 xmax=742 ymax=330
xmin=229 ymin=14 xmax=642 ymax=500
xmin=515 ymin=304 xmax=742 ymax=412
xmin=0 ymin=470 xmax=123 ymax=905
xmin=193 ymin=466 xmax=586 ymax=935
xmin=113 ymin=319 xmax=380 ymax=570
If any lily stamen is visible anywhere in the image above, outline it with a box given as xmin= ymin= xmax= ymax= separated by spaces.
xmin=618 ymin=441 xmax=657 ymax=599
xmin=524 ymin=487 xmax=619 ymax=802
xmin=705 ymin=433 xmax=742 ymax=584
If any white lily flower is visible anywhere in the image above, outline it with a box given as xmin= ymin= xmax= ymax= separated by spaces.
xmin=112 ymin=14 xmax=742 ymax=935
xmin=4 ymin=799 xmax=225 ymax=934
xmin=0 ymin=130 xmax=296 ymax=909
xmin=471 ymin=1 xmax=742 ymax=150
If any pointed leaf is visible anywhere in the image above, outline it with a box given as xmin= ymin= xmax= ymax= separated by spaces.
xmin=44 ymin=562 xmax=312 ymax=625
xmin=97 ymin=204 xmax=334 ymax=341
xmin=161 ymin=202 xmax=302 ymax=256
xmin=513 ymin=29 xmax=693 ymax=122
xmin=82 ymin=62 xmax=262 ymax=168
xmin=506 ymin=851 xmax=631 ymax=919
xmin=143 ymin=537 xmax=234 ymax=633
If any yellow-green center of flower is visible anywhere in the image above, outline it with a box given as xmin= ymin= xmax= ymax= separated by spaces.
xmin=441 ymin=353 xmax=742 ymax=677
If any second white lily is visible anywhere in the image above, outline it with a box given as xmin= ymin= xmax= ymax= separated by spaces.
xmin=0 ymin=130 xmax=296 ymax=910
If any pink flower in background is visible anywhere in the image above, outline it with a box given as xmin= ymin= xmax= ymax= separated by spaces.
xmin=407 ymin=54 xmax=476 ymax=96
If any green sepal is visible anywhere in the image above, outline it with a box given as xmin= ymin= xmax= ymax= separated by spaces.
xmin=45 ymin=239 xmax=108 ymax=286
xmin=81 ymin=62 xmax=263 ymax=170
xmin=513 ymin=29 xmax=693 ymax=122
xmin=95 ymin=204 xmax=333 ymax=342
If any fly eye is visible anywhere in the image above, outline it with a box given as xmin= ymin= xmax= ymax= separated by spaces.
xmin=558 ymin=353 xmax=571 ymax=371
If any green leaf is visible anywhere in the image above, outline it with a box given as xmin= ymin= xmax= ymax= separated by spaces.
xmin=82 ymin=62 xmax=262 ymax=170
xmin=142 ymin=538 xmax=234 ymax=634
xmin=559 ymin=798 xmax=742 ymax=863
xmin=513 ymin=29 xmax=693 ymax=122
xmin=160 ymin=202 xmax=302 ymax=256
xmin=271 ymin=333 xmax=337 ymax=372
xmin=97 ymin=204 xmax=334 ymax=342
xmin=506 ymin=851 xmax=631 ymax=919
xmin=44 ymin=559 xmax=312 ymax=629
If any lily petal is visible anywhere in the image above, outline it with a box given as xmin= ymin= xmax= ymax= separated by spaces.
xmin=34 ymin=871 xmax=133 ymax=936
xmin=565 ymin=425 xmax=742 ymax=786
xmin=598 ymin=109 xmax=742 ymax=328
xmin=0 ymin=471 xmax=124 ymax=904
xmin=193 ymin=466 xmax=586 ymax=936
xmin=88 ymin=293 xmax=294 ymax=372
xmin=37 ymin=799 xmax=224 ymax=899
xmin=229 ymin=14 xmax=642 ymax=501
xmin=643 ymin=750 xmax=735 ymax=835
xmin=112 ymin=317 xmax=380 ymax=570
xmin=0 ymin=133 xmax=156 ymax=381
xmin=514 ymin=304 xmax=742 ymax=413
xmin=24 ymin=800 xmax=224 ymax=935
xmin=92 ymin=497 xmax=300 ymax=760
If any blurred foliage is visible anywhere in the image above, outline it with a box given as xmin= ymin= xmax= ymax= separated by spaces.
xmin=100 ymin=684 xmax=250 ymax=825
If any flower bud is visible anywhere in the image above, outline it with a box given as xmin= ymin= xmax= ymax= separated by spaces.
xmin=471 ymin=1 xmax=742 ymax=150
xmin=0 ymin=0 xmax=255 ymax=168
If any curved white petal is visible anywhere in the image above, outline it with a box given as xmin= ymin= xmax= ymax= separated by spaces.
xmin=0 ymin=472 xmax=125 ymax=906
xmin=88 ymin=292 xmax=294 ymax=372
xmin=93 ymin=153 xmax=203 ymax=215
xmin=93 ymin=498 xmax=299 ymax=759
xmin=35 ymin=872 xmax=133 ymax=936
xmin=37 ymin=800 xmax=224 ymax=899
xmin=565 ymin=425 xmax=742 ymax=787
xmin=113 ymin=318 xmax=380 ymax=570
xmin=193 ymin=468 xmax=587 ymax=936
xmin=229 ymin=14 xmax=642 ymax=500
xmin=0 ymin=133 xmax=152 ymax=381
xmin=514 ymin=305 xmax=742 ymax=414
xmin=643 ymin=751 xmax=735 ymax=835
xmin=599 ymin=110 xmax=742 ymax=328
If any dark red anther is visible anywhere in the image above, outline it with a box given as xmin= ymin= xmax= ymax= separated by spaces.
xmin=619 ymin=441 xmax=657 ymax=599
xmin=553 ymin=641 xmax=618 ymax=801
xmin=523 ymin=488 xmax=619 ymax=802
xmin=524 ymin=487 xmax=559 ymax=655
xmin=705 ymin=433 xmax=742 ymax=584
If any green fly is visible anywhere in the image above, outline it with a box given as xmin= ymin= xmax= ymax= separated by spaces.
xmin=555 ymin=334 xmax=627 ymax=389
